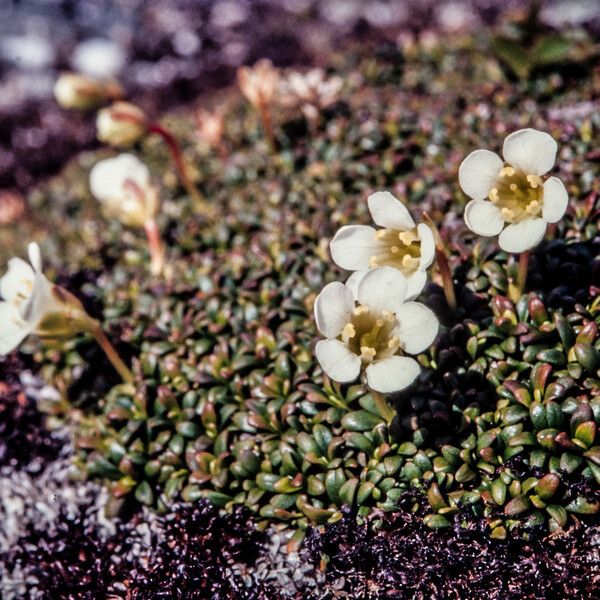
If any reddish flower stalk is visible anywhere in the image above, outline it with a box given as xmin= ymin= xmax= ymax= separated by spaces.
xmin=147 ymin=123 xmax=214 ymax=218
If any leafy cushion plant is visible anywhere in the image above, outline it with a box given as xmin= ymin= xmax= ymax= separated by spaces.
xmin=5 ymin=40 xmax=599 ymax=545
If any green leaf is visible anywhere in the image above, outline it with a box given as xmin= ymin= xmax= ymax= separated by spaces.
xmin=532 ymin=36 xmax=572 ymax=66
xmin=491 ymin=36 xmax=530 ymax=79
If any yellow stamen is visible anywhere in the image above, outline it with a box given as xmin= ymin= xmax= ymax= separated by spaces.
xmin=489 ymin=188 xmax=499 ymax=202
xmin=402 ymin=255 xmax=420 ymax=269
xmin=391 ymin=245 xmax=399 ymax=254
xmin=369 ymin=256 xmax=379 ymax=268
xmin=509 ymin=183 xmax=517 ymax=192
xmin=342 ymin=323 xmax=356 ymax=341
xmin=399 ymin=230 xmax=417 ymax=245
xmin=354 ymin=305 xmax=369 ymax=315
xmin=501 ymin=207 xmax=515 ymax=222
xmin=374 ymin=230 xmax=387 ymax=240
xmin=360 ymin=346 xmax=376 ymax=362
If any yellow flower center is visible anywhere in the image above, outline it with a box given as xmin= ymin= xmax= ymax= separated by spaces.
xmin=488 ymin=165 xmax=543 ymax=223
xmin=369 ymin=227 xmax=422 ymax=275
xmin=340 ymin=305 xmax=400 ymax=363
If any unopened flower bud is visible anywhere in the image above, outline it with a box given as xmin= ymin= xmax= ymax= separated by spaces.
xmin=97 ymin=101 xmax=148 ymax=147
xmin=53 ymin=72 xmax=122 ymax=110
xmin=89 ymin=154 xmax=159 ymax=228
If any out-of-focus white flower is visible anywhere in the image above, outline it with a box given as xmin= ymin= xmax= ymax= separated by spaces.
xmin=89 ymin=154 xmax=159 ymax=228
xmin=314 ymin=267 xmax=438 ymax=393
xmin=53 ymin=72 xmax=122 ymax=110
xmin=459 ymin=128 xmax=568 ymax=253
xmin=0 ymin=243 xmax=88 ymax=354
xmin=237 ymin=59 xmax=280 ymax=108
xmin=330 ymin=192 xmax=435 ymax=300
xmin=96 ymin=101 xmax=147 ymax=147
xmin=279 ymin=68 xmax=343 ymax=124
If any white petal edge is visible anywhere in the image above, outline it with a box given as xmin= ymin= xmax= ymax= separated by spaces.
xmin=366 ymin=356 xmax=420 ymax=393
xmin=313 ymin=281 xmax=354 ymax=338
xmin=355 ymin=266 xmax=407 ymax=315
xmin=502 ymin=128 xmax=557 ymax=176
xmin=21 ymin=272 xmax=54 ymax=326
xmin=0 ymin=301 xmax=31 ymax=354
xmin=315 ymin=338 xmax=361 ymax=383
xmin=367 ymin=191 xmax=415 ymax=230
xmin=542 ymin=177 xmax=568 ymax=224
xmin=395 ymin=302 xmax=439 ymax=354
xmin=28 ymin=242 xmax=42 ymax=272
xmin=498 ymin=218 xmax=547 ymax=253
xmin=458 ymin=149 xmax=503 ymax=201
xmin=417 ymin=223 xmax=435 ymax=269
xmin=464 ymin=200 xmax=505 ymax=236
xmin=329 ymin=225 xmax=382 ymax=271
xmin=0 ymin=257 xmax=34 ymax=303
xmin=404 ymin=270 xmax=427 ymax=301
xmin=345 ymin=269 xmax=369 ymax=300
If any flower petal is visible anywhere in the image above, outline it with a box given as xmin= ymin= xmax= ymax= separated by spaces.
xmin=0 ymin=301 xmax=31 ymax=354
xmin=0 ymin=257 xmax=34 ymax=304
xmin=345 ymin=269 xmax=369 ymax=300
xmin=22 ymin=272 xmax=54 ymax=326
xmin=464 ymin=200 xmax=504 ymax=236
xmin=395 ymin=302 xmax=439 ymax=354
xmin=316 ymin=338 xmax=361 ymax=383
xmin=458 ymin=149 xmax=503 ymax=201
xmin=502 ymin=128 xmax=557 ymax=176
xmin=329 ymin=225 xmax=382 ymax=270
xmin=90 ymin=153 xmax=150 ymax=202
xmin=366 ymin=356 xmax=420 ymax=393
xmin=356 ymin=266 xmax=407 ymax=314
xmin=28 ymin=242 xmax=43 ymax=272
xmin=417 ymin=223 xmax=435 ymax=269
xmin=367 ymin=191 xmax=415 ymax=230
xmin=542 ymin=177 xmax=568 ymax=224
xmin=314 ymin=281 xmax=354 ymax=338
xmin=498 ymin=218 xmax=547 ymax=253
xmin=404 ymin=270 xmax=427 ymax=301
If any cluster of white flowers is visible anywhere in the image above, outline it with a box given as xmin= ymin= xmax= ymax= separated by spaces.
xmin=315 ymin=192 xmax=439 ymax=393
xmin=315 ymin=128 xmax=568 ymax=394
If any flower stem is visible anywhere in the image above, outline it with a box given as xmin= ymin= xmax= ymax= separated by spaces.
xmin=147 ymin=123 xmax=214 ymax=218
xmin=258 ymin=100 xmax=275 ymax=151
xmin=435 ymin=248 xmax=457 ymax=313
xmin=144 ymin=218 xmax=165 ymax=276
xmin=422 ymin=213 xmax=457 ymax=313
xmin=512 ymin=250 xmax=530 ymax=301
xmin=88 ymin=321 xmax=134 ymax=383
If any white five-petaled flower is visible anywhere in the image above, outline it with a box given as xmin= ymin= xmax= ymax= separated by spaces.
xmin=329 ymin=192 xmax=435 ymax=300
xmin=459 ymin=128 xmax=568 ymax=253
xmin=314 ymin=267 xmax=439 ymax=393
xmin=89 ymin=153 xmax=159 ymax=229
xmin=0 ymin=243 xmax=73 ymax=354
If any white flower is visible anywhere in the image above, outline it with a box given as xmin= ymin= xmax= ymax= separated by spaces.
xmin=237 ymin=59 xmax=280 ymax=108
xmin=459 ymin=128 xmax=568 ymax=253
xmin=314 ymin=267 xmax=439 ymax=393
xmin=96 ymin=101 xmax=147 ymax=147
xmin=0 ymin=243 xmax=61 ymax=354
xmin=89 ymin=154 xmax=159 ymax=228
xmin=329 ymin=192 xmax=435 ymax=300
